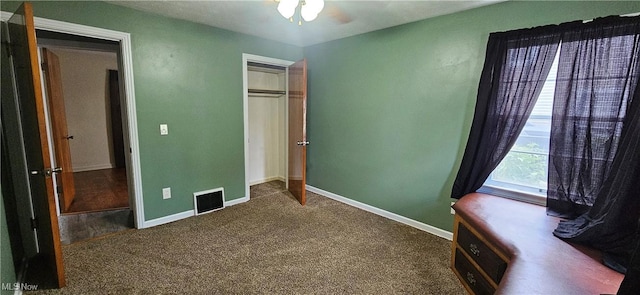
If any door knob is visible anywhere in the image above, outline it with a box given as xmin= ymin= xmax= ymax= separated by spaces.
xmin=52 ymin=167 xmax=63 ymax=173
xmin=65 ymin=135 xmax=74 ymax=140
xmin=297 ymin=141 xmax=310 ymax=146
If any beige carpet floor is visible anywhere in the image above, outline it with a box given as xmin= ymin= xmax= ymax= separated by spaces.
xmin=30 ymin=181 xmax=466 ymax=294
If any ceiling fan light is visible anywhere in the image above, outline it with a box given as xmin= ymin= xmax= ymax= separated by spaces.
xmin=277 ymin=0 xmax=298 ymax=19
xmin=301 ymin=0 xmax=323 ymax=22
xmin=306 ymin=0 xmax=325 ymax=13
xmin=300 ymin=8 xmax=318 ymax=22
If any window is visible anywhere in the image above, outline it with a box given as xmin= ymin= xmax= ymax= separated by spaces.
xmin=480 ymin=48 xmax=560 ymax=204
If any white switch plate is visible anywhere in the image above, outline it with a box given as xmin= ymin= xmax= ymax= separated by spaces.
xmin=450 ymin=202 xmax=456 ymax=215
xmin=160 ymin=124 xmax=168 ymax=135
xmin=162 ymin=187 xmax=171 ymax=199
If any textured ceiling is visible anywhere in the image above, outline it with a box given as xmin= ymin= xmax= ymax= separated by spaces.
xmin=108 ymin=0 xmax=506 ymax=47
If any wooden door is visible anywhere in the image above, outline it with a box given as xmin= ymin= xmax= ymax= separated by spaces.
xmin=288 ymin=59 xmax=308 ymax=205
xmin=7 ymin=2 xmax=66 ymax=288
xmin=42 ymin=48 xmax=76 ymax=212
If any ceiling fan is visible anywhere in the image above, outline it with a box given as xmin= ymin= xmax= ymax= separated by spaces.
xmin=267 ymin=0 xmax=352 ymax=25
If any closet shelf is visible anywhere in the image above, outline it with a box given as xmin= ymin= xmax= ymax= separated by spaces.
xmin=248 ymin=89 xmax=286 ymax=96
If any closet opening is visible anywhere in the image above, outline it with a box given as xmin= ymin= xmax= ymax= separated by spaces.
xmin=242 ymin=55 xmax=293 ymax=200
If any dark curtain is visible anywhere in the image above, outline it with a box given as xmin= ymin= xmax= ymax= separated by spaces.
xmin=548 ymin=16 xmax=640 ymax=218
xmin=451 ymin=27 xmax=561 ymax=199
xmin=551 ymin=16 xmax=640 ymax=273
xmin=617 ymin=219 xmax=640 ymax=294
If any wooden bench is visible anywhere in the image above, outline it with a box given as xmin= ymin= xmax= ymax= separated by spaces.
xmin=451 ymin=193 xmax=624 ymax=294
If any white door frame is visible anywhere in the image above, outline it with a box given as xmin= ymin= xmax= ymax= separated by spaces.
xmin=1 ymin=12 xmax=146 ymax=229
xmin=242 ymin=53 xmax=294 ymax=200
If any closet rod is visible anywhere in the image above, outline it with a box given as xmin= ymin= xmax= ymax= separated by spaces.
xmin=248 ymin=89 xmax=286 ymax=95
xmin=247 ymin=61 xmax=286 ymax=71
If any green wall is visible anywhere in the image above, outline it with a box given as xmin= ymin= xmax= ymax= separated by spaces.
xmin=0 ymin=1 xmax=303 ymax=220
xmin=303 ymin=1 xmax=640 ymax=231
xmin=1 ymin=0 xmax=639 ymax=236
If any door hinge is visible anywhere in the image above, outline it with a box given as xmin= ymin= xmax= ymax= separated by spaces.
xmin=30 ymin=217 xmax=38 ymax=230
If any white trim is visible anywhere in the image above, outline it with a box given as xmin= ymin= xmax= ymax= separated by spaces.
xmin=225 ymin=196 xmax=250 ymax=207
xmin=35 ymin=47 xmax=62 ymax=217
xmin=242 ymin=53 xmax=294 ymax=202
xmin=249 ymin=176 xmax=285 ymax=186
xmin=306 ymin=185 xmax=454 ymax=241
xmin=138 ymin=190 xmax=251 ymax=228
xmin=143 ymin=210 xmax=194 ymax=228
xmin=2 ymin=12 xmax=146 ymax=229
xmin=478 ymin=185 xmax=546 ymax=206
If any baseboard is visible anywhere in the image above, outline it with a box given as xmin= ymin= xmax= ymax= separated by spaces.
xmin=306 ymin=185 xmax=453 ymax=241
xmin=72 ymin=163 xmax=114 ymax=172
xmin=143 ymin=210 xmax=194 ymax=228
xmin=225 ymin=196 xmax=249 ymax=207
xmin=142 ymin=194 xmax=250 ymax=228
xmin=249 ymin=176 xmax=285 ymax=186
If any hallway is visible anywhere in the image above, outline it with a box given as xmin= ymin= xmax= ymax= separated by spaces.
xmin=58 ymin=168 xmax=132 ymax=245
xmin=66 ymin=168 xmax=129 ymax=214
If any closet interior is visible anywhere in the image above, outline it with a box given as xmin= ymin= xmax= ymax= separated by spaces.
xmin=247 ymin=62 xmax=287 ymax=185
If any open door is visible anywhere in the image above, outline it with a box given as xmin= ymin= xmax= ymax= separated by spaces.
xmin=288 ymin=59 xmax=308 ymax=205
xmin=41 ymin=48 xmax=76 ymax=212
xmin=7 ymin=2 xmax=66 ymax=288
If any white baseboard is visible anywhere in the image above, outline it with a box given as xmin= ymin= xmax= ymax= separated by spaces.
xmin=142 ymin=194 xmax=250 ymax=228
xmin=306 ymin=185 xmax=453 ymax=241
xmin=72 ymin=163 xmax=114 ymax=172
xmin=225 ymin=196 xmax=249 ymax=207
xmin=143 ymin=210 xmax=194 ymax=228
xmin=249 ymin=176 xmax=285 ymax=186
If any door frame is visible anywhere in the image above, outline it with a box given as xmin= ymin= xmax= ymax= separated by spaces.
xmin=1 ymin=12 xmax=145 ymax=229
xmin=242 ymin=53 xmax=294 ymax=200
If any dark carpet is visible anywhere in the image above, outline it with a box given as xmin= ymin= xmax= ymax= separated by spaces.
xmin=31 ymin=181 xmax=465 ymax=294
xmin=58 ymin=209 xmax=134 ymax=245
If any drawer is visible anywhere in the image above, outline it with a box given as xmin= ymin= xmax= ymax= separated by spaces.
xmin=457 ymin=223 xmax=507 ymax=283
xmin=455 ymin=249 xmax=496 ymax=295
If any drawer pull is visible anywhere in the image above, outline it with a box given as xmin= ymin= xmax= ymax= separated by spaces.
xmin=469 ymin=243 xmax=480 ymax=256
xmin=466 ymin=272 xmax=477 ymax=285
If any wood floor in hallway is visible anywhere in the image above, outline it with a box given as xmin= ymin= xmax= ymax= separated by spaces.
xmin=65 ymin=168 xmax=129 ymax=214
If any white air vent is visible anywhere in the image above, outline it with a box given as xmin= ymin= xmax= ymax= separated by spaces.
xmin=193 ymin=188 xmax=225 ymax=215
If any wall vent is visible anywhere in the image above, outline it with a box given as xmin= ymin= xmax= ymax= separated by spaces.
xmin=193 ymin=188 xmax=225 ymax=215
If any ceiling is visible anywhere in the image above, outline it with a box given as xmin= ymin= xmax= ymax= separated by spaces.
xmin=108 ymin=0 xmax=506 ymax=47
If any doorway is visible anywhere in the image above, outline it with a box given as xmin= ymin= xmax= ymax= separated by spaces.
xmin=243 ymin=55 xmax=292 ymax=200
xmin=37 ymin=31 xmax=134 ymax=243
xmin=242 ymin=54 xmax=308 ymax=205
xmin=1 ymin=4 xmax=143 ymax=288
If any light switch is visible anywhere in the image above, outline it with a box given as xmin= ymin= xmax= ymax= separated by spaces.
xmin=160 ymin=124 xmax=168 ymax=135
xmin=162 ymin=187 xmax=171 ymax=199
